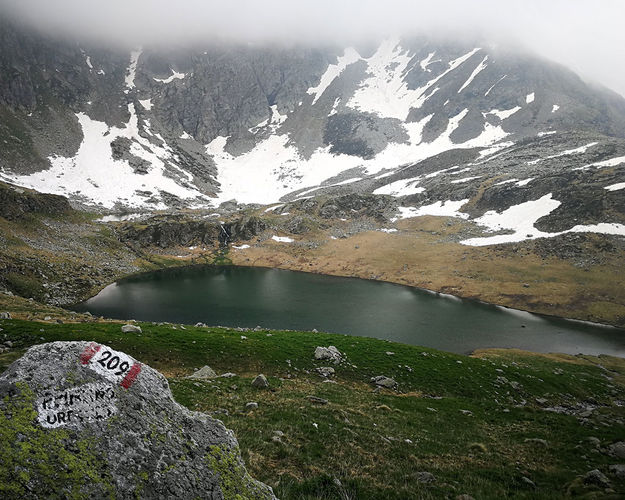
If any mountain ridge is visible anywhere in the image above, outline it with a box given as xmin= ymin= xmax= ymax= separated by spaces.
xmin=0 ymin=15 xmax=624 ymax=255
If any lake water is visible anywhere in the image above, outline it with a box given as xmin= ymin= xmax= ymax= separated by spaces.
xmin=74 ymin=266 xmax=625 ymax=356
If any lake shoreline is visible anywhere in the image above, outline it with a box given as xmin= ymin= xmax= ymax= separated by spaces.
xmin=80 ymin=262 xmax=625 ymax=334
xmin=72 ymin=264 xmax=625 ymax=357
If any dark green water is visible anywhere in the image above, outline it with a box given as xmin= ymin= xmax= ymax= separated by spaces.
xmin=74 ymin=266 xmax=625 ymax=356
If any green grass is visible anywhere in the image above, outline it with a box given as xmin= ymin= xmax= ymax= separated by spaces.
xmin=1 ymin=318 xmax=624 ymax=499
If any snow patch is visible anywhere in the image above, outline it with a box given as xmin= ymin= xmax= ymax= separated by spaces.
xmin=484 ymin=75 xmax=506 ymax=96
xmin=373 ymin=178 xmax=425 ymax=197
xmin=494 ymin=178 xmax=518 ymax=186
xmin=154 ymin=69 xmax=186 ymax=84
xmin=462 ymin=194 xmax=625 ymax=246
xmin=232 ymin=244 xmax=251 ymax=249
xmin=97 ymin=213 xmax=143 ymax=222
xmin=5 ymin=104 xmax=204 ymax=209
xmin=419 ymin=52 xmax=436 ymax=71
xmin=307 ymin=48 xmax=361 ymax=105
xmin=348 ymin=39 xmax=480 ymax=120
xmin=329 ymin=97 xmax=341 ymax=116
xmin=552 ymin=104 xmax=560 ymax=113
xmin=574 ymin=155 xmax=625 ymax=171
xmin=139 ymin=99 xmax=153 ymax=110
xmin=451 ymin=176 xmax=481 ymax=184
xmin=528 ymin=142 xmax=598 ymax=165
xmin=462 ymin=194 xmax=559 ymax=246
xmin=124 ymin=49 xmax=142 ymax=91
xmin=605 ymin=182 xmax=625 ymax=192
xmin=207 ymin=97 xmax=509 ymax=206
xmin=478 ymin=141 xmax=515 ymax=158
xmin=271 ymin=235 xmax=294 ymax=243
xmin=392 ymin=199 xmax=470 ymax=221
xmin=333 ymin=177 xmax=361 ymax=186
xmin=526 ymin=92 xmax=535 ymax=104
xmin=487 ymin=107 xmax=521 ymax=120
xmin=249 ymin=105 xmax=288 ymax=134
xmin=458 ymin=56 xmax=488 ymax=93
xmin=264 ymin=204 xmax=284 ymax=213
xmin=425 ymin=166 xmax=462 ymax=178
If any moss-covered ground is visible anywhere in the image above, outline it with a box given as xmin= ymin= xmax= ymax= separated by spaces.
xmin=1 ymin=317 xmax=624 ymax=499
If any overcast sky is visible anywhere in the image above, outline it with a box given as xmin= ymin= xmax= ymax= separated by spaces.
xmin=2 ymin=0 xmax=625 ymax=97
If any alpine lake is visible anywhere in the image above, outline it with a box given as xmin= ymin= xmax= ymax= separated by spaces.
xmin=74 ymin=265 xmax=625 ymax=357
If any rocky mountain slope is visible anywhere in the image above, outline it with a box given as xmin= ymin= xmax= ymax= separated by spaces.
xmin=1 ymin=13 xmax=625 ymax=244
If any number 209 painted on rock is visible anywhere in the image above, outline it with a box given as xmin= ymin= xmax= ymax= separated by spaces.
xmin=80 ymin=343 xmax=142 ymax=389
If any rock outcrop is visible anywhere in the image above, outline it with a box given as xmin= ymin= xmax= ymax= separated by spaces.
xmin=0 ymin=341 xmax=275 ymax=499
xmin=0 ymin=181 xmax=72 ymax=221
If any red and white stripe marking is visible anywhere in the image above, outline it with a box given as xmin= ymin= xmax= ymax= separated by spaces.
xmin=80 ymin=343 xmax=142 ymax=389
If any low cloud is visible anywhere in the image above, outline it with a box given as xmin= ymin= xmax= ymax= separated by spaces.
xmin=1 ymin=0 xmax=624 ymax=96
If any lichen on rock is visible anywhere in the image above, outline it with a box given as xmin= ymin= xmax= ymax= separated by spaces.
xmin=0 ymin=341 xmax=275 ymax=499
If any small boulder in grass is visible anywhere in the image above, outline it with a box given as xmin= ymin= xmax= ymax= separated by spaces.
xmin=0 ymin=312 xmax=11 ymax=319
xmin=251 ymin=374 xmax=269 ymax=388
xmin=315 ymin=366 xmax=335 ymax=378
xmin=314 ymin=346 xmax=342 ymax=364
xmin=608 ymin=441 xmax=625 ymax=459
xmin=413 ymin=471 xmax=436 ymax=484
xmin=370 ymin=375 xmax=397 ymax=389
xmin=583 ymin=469 xmax=611 ymax=488
xmin=187 ymin=365 xmax=217 ymax=380
xmin=121 ymin=324 xmax=142 ymax=333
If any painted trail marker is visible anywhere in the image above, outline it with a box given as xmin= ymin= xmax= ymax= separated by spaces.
xmin=0 ymin=341 xmax=276 ymax=498
xmin=37 ymin=382 xmax=117 ymax=428
xmin=80 ymin=342 xmax=142 ymax=388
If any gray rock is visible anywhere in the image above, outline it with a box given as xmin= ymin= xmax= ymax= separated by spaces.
xmin=521 ymin=476 xmax=536 ymax=488
xmin=121 ymin=324 xmax=142 ymax=333
xmin=413 ymin=471 xmax=436 ymax=484
xmin=314 ymin=345 xmax=343 ymax=364
xmin=195 ymin=322 xmax=207 ymax=327
xmin=586 ymin=436 xmax=601 ymax=448
xmin=245 ymin=402 xmax=259 ymax=410
xmin=43 ymin=316 xmax=52 ymax=321
xmin=608 ymin=464 xmax=625 ymax=479
xmin=583 ymin=469 xmax=611 ymax=488
xmin=315 ymin=366 xmax=335 ymax=378
xmin=251 ymin=374 xmax=269 ymax=388
xmin=307 ymin=395 xmax=329 ymax=405
xmin=220 ymin=372 xmax=237 ymax=378
xmin=0 ymin=312 xmax=11 ymax=319
xmin=0 ymin=341 xmax=275 ymax=499
xmin=608 ymin=441 xmax=625 ymax=459
xmin=187 ymin=365 xmax=217 ymax=380
xmin=370 ymin=375 xmax=397 ymax=389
